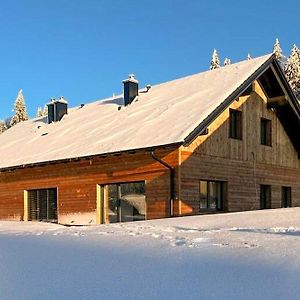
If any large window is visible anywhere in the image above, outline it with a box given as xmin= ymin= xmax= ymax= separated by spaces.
xmin=199 ymin=180 xmax=224 ymax=211
xmin=281 ymin=187 xmax=292 ymax=208
xmin=100 ymin=181 xmax=146 ymax=223
xmin=28 ymin=188 xmax=57 ymax=222
xmin=229 ymin=109 xmax=242 ymax=140
xmin=261 ymin=118 xmax=272 ymax=146
xmin=260 ymin=185 xmax=271 ymax=209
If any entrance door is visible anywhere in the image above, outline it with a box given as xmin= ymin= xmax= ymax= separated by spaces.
xmin=28 ymin=188 xmax=58 ymax=222
xmin=103 ymin=181 xmax=146 ymax=223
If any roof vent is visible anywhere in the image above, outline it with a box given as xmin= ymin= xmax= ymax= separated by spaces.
xmin=123 ymin=74 xmax=138 ymax=106
xmin=47 ymin=97 xmax=68 ymax=124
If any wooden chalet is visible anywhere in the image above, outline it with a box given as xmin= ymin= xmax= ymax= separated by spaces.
xmin=0 ymin=54 xmax=299 ymax=225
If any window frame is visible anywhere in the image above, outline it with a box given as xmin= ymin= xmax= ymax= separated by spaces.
xmin=229 ymin=109 xmax=243 ymax=140
xmin=260 ymin=118 xmax=272 ymax=146
xmin=98 ymin=181 xmax=146 ymax=224
xmin=260 ymin=185 xmax=271 ymax=209
xmin=26 ymin=187 xmax=58 ymax=222
xmin=199 ymin=180 xmax=225 ymax=212
xmin=281 ymin=186 xmax=292 ymax=208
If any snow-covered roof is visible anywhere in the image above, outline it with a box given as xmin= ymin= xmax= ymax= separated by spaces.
xmin=0 ymin=54 xmax=274 ymax=169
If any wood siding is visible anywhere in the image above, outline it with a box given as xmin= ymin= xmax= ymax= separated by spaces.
xmin=0 ymin=147 xmax=179 ymax=224
xmin=179 ymin=81 xmax=300 ymax=215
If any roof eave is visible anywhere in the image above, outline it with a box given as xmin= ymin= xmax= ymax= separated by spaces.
xmin=0 ymin=142 xmax=183 ymax=173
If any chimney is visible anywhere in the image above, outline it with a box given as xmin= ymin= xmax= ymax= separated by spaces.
xmin=47 ymin=96 xmax=68 ymax=124
xmin=123 ymin=74 xmax=138 ymax=106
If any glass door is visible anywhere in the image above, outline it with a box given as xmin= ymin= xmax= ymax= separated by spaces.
xmin=104 ymin=181 xmax=146 ymax=223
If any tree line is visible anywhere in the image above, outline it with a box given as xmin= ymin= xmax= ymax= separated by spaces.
xmin=210 ymin=38 xmax=300 ymax=100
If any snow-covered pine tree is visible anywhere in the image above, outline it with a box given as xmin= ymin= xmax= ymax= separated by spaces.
xmin=247 ymin=53 xmax=252 ymax=60
xmin=36 ymin=107 xmax=43 ymax=117
xmin=0 ymin=120 xmax=6 ymax=134
xmin=42 ymin=104 xmax=48 ymax=116
xmin=10 ymin=89 xmax=29 ymax=127
xmin=223 ymin=58 xmax=231 ymax=66
xmin=273 ymin=38 xmax=283 ymax=60
xmin=210 ymin=49 xmax=220 ymax=70
xmin=285 ymin=44 xmax=300 ymax=97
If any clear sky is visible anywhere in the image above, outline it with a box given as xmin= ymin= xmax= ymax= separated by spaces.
xmin=0 ymin=0 xmax=299 ymax=119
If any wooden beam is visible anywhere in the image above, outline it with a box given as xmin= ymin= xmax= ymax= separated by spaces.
xmin=267 ymin=95 xmax=287 ymax=108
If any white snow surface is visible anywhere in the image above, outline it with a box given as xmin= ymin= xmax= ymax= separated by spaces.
xmin=0 ymin=54 xmax=273 ymax=169
xmin=0 ymin=207 xmax=300 ymax=299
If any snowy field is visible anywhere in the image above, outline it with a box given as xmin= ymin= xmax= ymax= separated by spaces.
xmin=1 ymin=208 xmax=300 ymax=300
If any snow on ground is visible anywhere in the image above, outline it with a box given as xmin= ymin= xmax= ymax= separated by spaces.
xmin=1 ymin=208 xmax=300 ymax=300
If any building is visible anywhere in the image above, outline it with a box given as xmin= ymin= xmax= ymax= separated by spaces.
xmin=0 ymin=54 xmax=299 ymax=225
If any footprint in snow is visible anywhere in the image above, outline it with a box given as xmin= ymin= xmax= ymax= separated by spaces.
xmin=171 ymin=238 xmax=187 ymax=247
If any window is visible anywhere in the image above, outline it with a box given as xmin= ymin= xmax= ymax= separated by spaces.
xmin=260 ymin=185 xmax=271 ymax=209
xmin=199 ymin=180 xmax=224 ymax=211
xmin=28 ymin=188 xmax=57 ymax=222
xmin=100 ymin=181 xmax=146 ymax=223
xmin=229 ymin=109 xmax=242 ymax=140
xmin=261 ymin=118 xmax=272 ymax=146
xmin=281 ymin=187 xmax=292 ymax=208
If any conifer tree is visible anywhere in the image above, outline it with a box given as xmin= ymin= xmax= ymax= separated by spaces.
xmin=42 ymin=104 xmax=48 ymax=116
xmin=285 ymin=44 xmax=300 ymax=96
xmin=273 ymin=38 xmax=283 ymax=60
xmin=36 ymin=107 xmax=43 ymax=117
xmin=0 ymin=120 xmax=6 ymax=134
xmin=210 ymin=49 xmax=220 ymax=70
xmin=223 ymin=58 xmax=231 ymax=66
xmin=10 ymin=89 xmax=28 ymax=127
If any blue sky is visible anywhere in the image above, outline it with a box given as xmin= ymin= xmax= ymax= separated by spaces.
xmin=0 ymin=0 xmax=299 ymax=119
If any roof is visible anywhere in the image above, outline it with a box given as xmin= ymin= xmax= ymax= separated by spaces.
xmin=0 ymin=53 xmax=298 ymax=170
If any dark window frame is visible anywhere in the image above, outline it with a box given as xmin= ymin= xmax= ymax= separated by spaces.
xmin=260 ymin=185 xmax=271 ymax=209
xmin=27 ymin=187 xmax=58 ymax=222
xmin=100 ymin=181 xmax=146 ymax=223
xmin=199 ymin=180 xmax=225 ymax=212
xmin=281 ymin=186 xmax=292 ymax=208
xmin=229 ymin=109 xmax=243 ymax=140
xmin=260 ymin=118 xmax=272 ymax=146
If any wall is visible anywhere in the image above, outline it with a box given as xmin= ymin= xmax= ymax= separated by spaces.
xmin=0 ymin=147 xmax=179 ymax=224
xmin=179 ymin=81 xmax=300 ymax=215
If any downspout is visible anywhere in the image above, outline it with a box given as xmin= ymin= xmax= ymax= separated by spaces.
xmin=151 ymin=150 xmax=175 ymax=217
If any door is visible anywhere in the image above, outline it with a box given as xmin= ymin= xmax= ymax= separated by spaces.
xmin=104 ymin=182 xmax=146 ymax=223
xmin=260 ymin=185 xmax=271 ymax=209
xmin=28 ymin=188 xmax=58 ymax=222
xmin=282 ymin=187 xmax=292 ymax=208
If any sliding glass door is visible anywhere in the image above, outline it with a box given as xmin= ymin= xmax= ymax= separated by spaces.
xmin=102 ymin=181 xmax=146 ymax=223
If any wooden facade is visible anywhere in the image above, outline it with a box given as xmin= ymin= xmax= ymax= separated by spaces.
xmin=178 ymin=81 xmax=300 ymax=215
xmin=0 ymin=60 xmax=299 ymax=225
xmin=0 ymin=147 xmax=179 ymax=224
